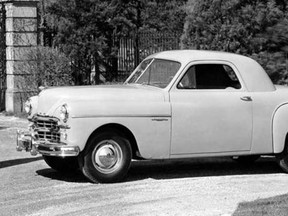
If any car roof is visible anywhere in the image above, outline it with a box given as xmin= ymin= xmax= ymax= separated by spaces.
xmin=147 ymin=50 xmax=275 ymax=92
xmin=148 ymin=50 xmax=250 ymax=65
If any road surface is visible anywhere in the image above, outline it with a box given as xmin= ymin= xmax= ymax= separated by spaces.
xmin=1 ymin=114 xmax=288 ymax=216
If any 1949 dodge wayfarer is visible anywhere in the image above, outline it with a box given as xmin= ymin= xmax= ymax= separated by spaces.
xmin=16 ymin=50 xmax=288 ymax=183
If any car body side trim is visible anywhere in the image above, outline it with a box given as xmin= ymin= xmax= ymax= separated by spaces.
xmin=71 ymin=114 xmax=171 ymax=119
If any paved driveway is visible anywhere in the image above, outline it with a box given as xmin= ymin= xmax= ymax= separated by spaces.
xmin=1 ymin=114 xmax=288 ymax=216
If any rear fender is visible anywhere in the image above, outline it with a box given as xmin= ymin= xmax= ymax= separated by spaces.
xmin=273 ymin=104 xmax=288 ymax=154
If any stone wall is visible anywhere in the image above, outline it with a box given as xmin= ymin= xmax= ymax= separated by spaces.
xmin=1 ymin=0 xmax=39 ymax=113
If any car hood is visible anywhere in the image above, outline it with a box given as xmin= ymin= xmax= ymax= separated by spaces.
xmin=36 ymin=84 xmax=167 ymax=115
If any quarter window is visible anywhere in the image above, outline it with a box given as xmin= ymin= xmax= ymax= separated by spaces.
xmin=178 ymin=64 xmax=241 ymax=90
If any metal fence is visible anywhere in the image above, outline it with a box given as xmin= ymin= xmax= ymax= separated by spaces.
xmin=0 ymin=3 xmax=6 ymax=111
xmin=117 ymin=31 xmax=182 ymax=81
xmin=41 ymin=28 xmax=182 ymax=83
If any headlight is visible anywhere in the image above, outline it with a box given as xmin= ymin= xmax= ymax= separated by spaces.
xmin=24 ymin=99 xmax=32 ymax=115
xmin=60 ymin=104 xmax=69 ymax=123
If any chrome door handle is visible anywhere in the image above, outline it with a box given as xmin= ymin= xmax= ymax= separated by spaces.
xmin=240 ymin=96 xmax=252 ymax=101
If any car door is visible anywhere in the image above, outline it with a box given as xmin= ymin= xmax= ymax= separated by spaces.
xmin=169 ymin=61 xmax=253 ymax=156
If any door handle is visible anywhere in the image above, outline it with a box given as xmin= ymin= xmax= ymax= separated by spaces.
xmin=240 ymin=96 xmax=252 ymax=101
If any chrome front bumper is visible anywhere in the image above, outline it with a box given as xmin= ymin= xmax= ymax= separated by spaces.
xmin=16 ymin=130 xmax=80 ymax=157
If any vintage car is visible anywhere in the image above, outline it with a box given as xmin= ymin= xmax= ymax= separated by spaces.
xmin=17 ymin=50 xmax=288 ymax=183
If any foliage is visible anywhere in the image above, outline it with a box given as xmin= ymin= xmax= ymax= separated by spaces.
xmin=19 ymin=46 xmax=73 ymax=91
xmin=15 ymin=46 xmax=72 ymax=111
xmin=140 ymin=0 xmax=187 ymax=33
xmin=182 ymin=0 xmax=288 ymax=84
xmin=44 ymin=0 xmax=112 ymax=84
xmin=42 ymin=0 xmax=187 ymax=84
xmin=252 ymin=52 xmax=288 ymax=84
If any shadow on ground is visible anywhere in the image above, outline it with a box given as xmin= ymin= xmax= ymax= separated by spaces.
xmin=233 ymin=193 xmax=288 ymax=216
xmin=36 ymin=156 xmax=281 ymax=183
xmin=126 ymin=157 xmax=281 ymax=181
xmin=36 ymin=169 xmax=87 ymax=183
xmin=0 ymin=157 xmax=43 ymax=169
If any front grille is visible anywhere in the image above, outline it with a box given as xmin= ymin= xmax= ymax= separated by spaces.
xmin=38 ymin=131 xmax=60 ymax=142
xmin=33 ymin=115 xmax=60 ymax=143
xmin=36 ymin=119 xmax=58 ymax=130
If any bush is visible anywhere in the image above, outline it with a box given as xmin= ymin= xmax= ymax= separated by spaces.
xmin=15 ymin=46 xmax=73 ymax=111
xmin=251 ymin=52 xmax=288 ymax=85
xmin=19 ymin=46 xmax=73 ymax=91
xmin=181 ymin=0 xmax=288 ymax=84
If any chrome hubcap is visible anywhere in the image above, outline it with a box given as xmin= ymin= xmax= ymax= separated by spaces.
xmin=96 ymin=145 xmax=117 ymax=168
xmin=92 ymin=140 xmax=123 ymax=174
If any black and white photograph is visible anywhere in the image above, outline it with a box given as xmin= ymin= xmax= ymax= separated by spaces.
xmin=1 ymin=0 xmax=288 ymax=215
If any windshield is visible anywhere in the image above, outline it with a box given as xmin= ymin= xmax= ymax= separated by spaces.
xmin=127 ymin=58 xmax=181 ymax=88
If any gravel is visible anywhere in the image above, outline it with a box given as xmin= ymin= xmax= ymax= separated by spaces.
xmin=1 ymin=114 xmax=288 ymax=216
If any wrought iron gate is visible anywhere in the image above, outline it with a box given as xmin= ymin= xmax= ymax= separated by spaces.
xmin=117 ymin=31 xmax=181 ymax=81
xmin=0 ymin=3 xmax=6 ymax=111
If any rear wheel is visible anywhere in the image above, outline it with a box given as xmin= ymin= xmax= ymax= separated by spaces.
xmin=43 ymin=155 xmax=79 ymax=173
xmin=277 ymin=144 xmax=288 ymax=173
xmin=79 ymin=131 xmax=132 ymax=183
xmin=278 ymin=156 xmax=288 ymax=173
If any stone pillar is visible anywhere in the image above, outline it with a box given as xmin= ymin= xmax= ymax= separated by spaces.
xmin=3 ymin=0 xmax=38 ymax=113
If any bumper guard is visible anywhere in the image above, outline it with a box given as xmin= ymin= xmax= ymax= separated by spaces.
xmin=16 ymin=130 xmax=80 ymax=157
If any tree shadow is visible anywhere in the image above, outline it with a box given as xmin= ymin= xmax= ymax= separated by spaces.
xmin=0 ymin=126 xmax=9 ymax=130
xmin=36 ymin=156 xmax=281 ymax=183
xmin=0 ymin=157 xmax=43 ymax=169
xmin=233 ymin=193 xmax=288 ymax=216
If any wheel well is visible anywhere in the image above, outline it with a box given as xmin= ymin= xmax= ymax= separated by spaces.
xmin=86 ymin=123 xmax=141 ymax=159
xmin=280 ymin=133 xmax=288 ymax=155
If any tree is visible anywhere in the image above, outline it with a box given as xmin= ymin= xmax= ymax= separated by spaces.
xmin=45 ymin=0 xmax=117 ymax=84
xmin=140 ymin=0 xmax=187 ymax=33
xmin=181 ymin=0 xmax=288 ymax=84
xmin=109 ymin=0 xmax=187 ymax=33
xmin=43 ymin=0 xmax=187 ymax=84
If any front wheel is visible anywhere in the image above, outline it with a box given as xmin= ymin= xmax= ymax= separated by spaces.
xmin=79 ymin=132 xmax=132 ymax=183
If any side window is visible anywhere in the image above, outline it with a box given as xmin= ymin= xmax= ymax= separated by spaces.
xmin=177 ymin=64 xmax=241 ymax=90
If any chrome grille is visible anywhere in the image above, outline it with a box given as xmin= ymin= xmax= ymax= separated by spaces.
xmin=33 ymin=115 xmax=60 ymax=143
xmin=36 ymin=119 xmax=58 ymax=130
xmin=37 ymin=131 xmax=60 ymax=142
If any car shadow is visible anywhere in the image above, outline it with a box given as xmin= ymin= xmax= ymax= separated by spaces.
xmin=0 ymin=126 xmax=9 ymax=130
xmin=36 ymin=156 xmax=281 ymax=183
xmin=126 ymin=156 xmax=281 ymax=182
xmin=232 ymin=193 xmax=288 ymax=216
xmin=36 ymin=169 xmax=88 ymax=183
xmin=0 ymin=156 xmax=43 ymax=169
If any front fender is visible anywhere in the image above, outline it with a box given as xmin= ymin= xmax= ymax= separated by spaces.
xmin=65 ymin=101 xmax=171 ymax=159
xmin=273 ymin=103 xmax=288 ymax=153
xmin=27 ymin=95 xmax=39 ymax=117
xmin=66 ymin=116 xmax=171 ymax=159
